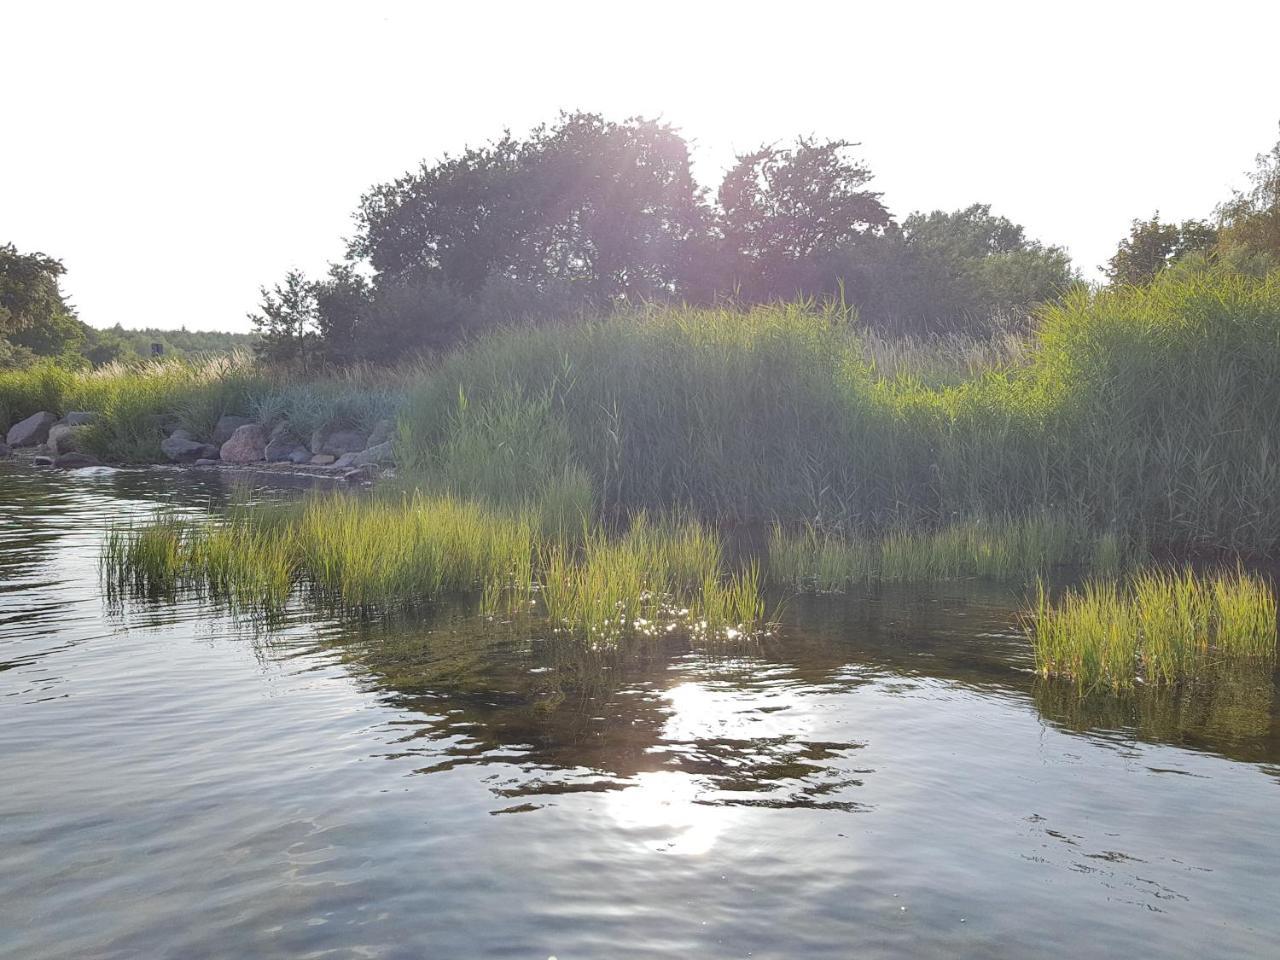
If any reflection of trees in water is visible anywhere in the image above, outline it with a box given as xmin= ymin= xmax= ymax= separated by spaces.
xmin=1033 ymin=664 xmax=1280 ymax=764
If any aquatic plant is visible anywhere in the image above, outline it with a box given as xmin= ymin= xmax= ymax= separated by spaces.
xmin=103 ymin=496 xmax=772 ymax=640
xmin=1026 ymin=566 xmax=1277 ymax=690
xmin=767 ymin=514 xmax=1127 ymax=590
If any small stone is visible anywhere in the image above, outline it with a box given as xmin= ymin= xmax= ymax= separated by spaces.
xmin=6 ymin=411 xmax=58 ymax=447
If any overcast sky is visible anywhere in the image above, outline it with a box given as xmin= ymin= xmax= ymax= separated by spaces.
xmin=3 ymin=0 xmax=1278 ymax=333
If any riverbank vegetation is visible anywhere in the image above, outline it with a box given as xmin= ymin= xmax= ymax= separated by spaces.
xmin=102 ymin=492 xmax=767 ymax=641
xmin=1027 ymin=567 xmax=1277 ymax=690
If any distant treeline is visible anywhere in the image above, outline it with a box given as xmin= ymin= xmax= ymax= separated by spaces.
xmin=4 ymin=115 xmax=1278 ymax=369
xmin=0 ymin=248 xmax=258 ymax=369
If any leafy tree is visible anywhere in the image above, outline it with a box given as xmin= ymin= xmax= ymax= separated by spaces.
xmin=1215 ymin=125 xmax=1280 ymax=268
xmin=1105 ymin=214 xmax=1217 ymax=285
xmin=354 ymin=112 xmax=708 ymax=304
xmin=804 ymin=205 xmax=1075 ymax=334
xmin=0 ymin=243 xmax=73 ymax=335
xmin=249 ymin=270 xmax=319 ymax=364
xmin=717 ymin=138 xmax=890 ymax=300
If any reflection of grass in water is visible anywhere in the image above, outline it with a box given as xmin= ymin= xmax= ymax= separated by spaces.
xmin=1033 ymin=660 xmax=1276 ymax=744
xmin=1027 ymin=566 xmax=1277 ymax=690
xmin=767 ymin=515 xmax=1135 ymax=592
xmin=103 ymin=495 xmax=771 ymax=641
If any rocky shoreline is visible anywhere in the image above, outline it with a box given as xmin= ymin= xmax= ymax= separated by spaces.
xmin=1 ymin=409 xmax=396 ymax=485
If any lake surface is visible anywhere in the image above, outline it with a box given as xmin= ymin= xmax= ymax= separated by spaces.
xmin=3 ymin=465 xmax=1279 ymax=959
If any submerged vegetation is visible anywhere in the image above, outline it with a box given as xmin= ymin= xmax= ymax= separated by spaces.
xmin=1027 ymin=567 xmax=1277 ymax=690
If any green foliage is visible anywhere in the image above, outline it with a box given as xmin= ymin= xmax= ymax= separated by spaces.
xmin=717 ymin=138 xmax=890 ymax=300
xmin=104 ymin=493 xmax=770 ymax=640
xmin=1027 ymin=566 xmax=1277 ymax=690
xmin=767 ymin=514 xmax=1133 ymax=591
xmin=1104 ymin=213 xmax=1217 ymax=285
xmin=398 ymin=271 xmax=1280 ymax=557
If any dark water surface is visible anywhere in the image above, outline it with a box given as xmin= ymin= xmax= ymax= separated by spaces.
xmin=2 ymin=465 xmax=1279 ymax=959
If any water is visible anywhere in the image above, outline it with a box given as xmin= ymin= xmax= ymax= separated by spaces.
xmin=3 ymin=465 xmax=1279 ymax=959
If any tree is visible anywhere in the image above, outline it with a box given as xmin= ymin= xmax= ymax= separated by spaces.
xmin=1105 ymin=214 xmax=1217 ymax=285
xmin=717 ymin=138 xmax=891 ymax=300
xmin=353 ymin=112 xmax=709 ymax=304
xmin=1215 ymin=125 xmax=1280 ymax=267
xmin=249 ymin=270 xmax=319 ymax=364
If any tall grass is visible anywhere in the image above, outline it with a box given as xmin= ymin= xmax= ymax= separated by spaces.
xmin=398 ymin=272 xmax=1280 ymax=557
xmin=767 ymin=515 xmax=1136 ymax=591
xmin=1026 ymin=566 xmax=1277 ymax=690
xmin=103 ymin=495 xmax=771 ymax=640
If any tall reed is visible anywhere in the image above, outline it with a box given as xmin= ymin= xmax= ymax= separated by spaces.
xmin=1026 ymin=566 xmax=1277 ymax=690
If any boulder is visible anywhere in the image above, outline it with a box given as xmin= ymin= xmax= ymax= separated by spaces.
xmin=0 ymin=442 xmax=10 ymax=458
xmin=264 ymin=438 xmax=307 ymax=462
xmin=219 ymin=423 xmax=267 ymax=463
xmin=54 ymin=452 xmax=101 ymax=469
xmin=6 ymin=411 xmax=58 ymax=447
xmin=32 ymin=454 xmax=55 ymax=467
xmin=288 ymin=448 xmax=312 ymax=465
xmin=213 ymin=415 xmax=254 ymax=445
xmin=47 ymin=423 xmax=86 ymax=455
xmin=309 ymin=454 xmax=336 ymax=466
xmin=161 ymin=433 xmax=219 ymax=463
xmin=310 ymin=428 xmax=367 ymax=457
xmin=366 ymin=418 xmax=396 ymax=447
xmin=61 ymin=411 xmax=99 ymax=426
xmin=340 ymin=440 xmax=394 ymax=471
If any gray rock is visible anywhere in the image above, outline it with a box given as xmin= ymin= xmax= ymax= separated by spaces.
xmin=264 ymin=437 xmax=308 ymax=462
xmin=213 ymin=415 xmax=254 ymax=445
xmin=47 ymin=423 xmax=86 ymax=455
xmin=195 ymin=458 xmax=220 ymax=466
xmin=219 ymin=423 xmax=268 ymax=463
xmin=161 ymin=434 xmax=219 ymax=463
xmin=332 ymin=452 xmax=360 ymax=469
xmin=0 ymin=442 xmax=10 ymax=458
xmin=54 ymin=452 xmax=101 ymax=469
xmin=32 ymin=454 xmax=55 ymax=467
xmin=310 ymin=428 xmax=367 ymax=457
xmin=309 ymin=454 xmax=336 ymax=466
xmin=349 ymin=440 xmax=395 ymax=467
xmin=287 ymin=448 xmax=312 ymax=464
xmin=6 ymin=411 xmax=58 ymax=447
xmin=62 ymin=411 xmax=99 ymax=426
xmin=366 ymin=418 xmax=396 ymax=447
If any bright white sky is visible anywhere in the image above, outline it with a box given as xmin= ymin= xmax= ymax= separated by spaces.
xmin=3 ymin=0 xmax=1278 ymax=333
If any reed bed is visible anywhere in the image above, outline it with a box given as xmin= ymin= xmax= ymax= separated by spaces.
xmin=1026 ymin=566 xmax=1277 ymax=690
xmin=398 ymin=271 xmax=1280 ymax=557
xmin=767 ymin=515 xmax=1129 ymax=591
xmin=102 ymin=496 xmax=772 ymax=641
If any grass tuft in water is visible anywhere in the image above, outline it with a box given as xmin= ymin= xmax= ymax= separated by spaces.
xmin=1026 ymin=566 xmax=1277 ymax=690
